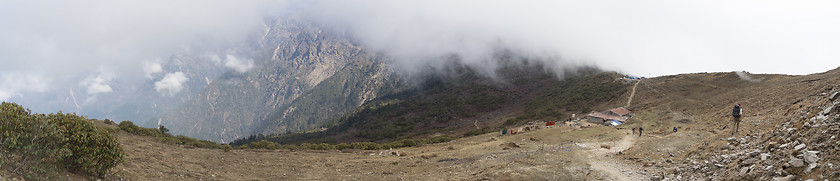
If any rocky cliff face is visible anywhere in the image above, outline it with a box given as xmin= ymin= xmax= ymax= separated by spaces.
xmin=156 ymin=18 xmax=405 ymax=142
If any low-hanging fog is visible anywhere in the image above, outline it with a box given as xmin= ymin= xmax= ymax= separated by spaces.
xmin=2 ymin=0 xmax=840 ymax=117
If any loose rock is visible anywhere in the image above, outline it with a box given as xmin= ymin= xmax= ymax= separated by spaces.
xmin=794 ymin=144 xmax=806 ymax=151
xmin=761 ymin=153 xmax=771 ymax=160
xmin=804 ymin=151 xmax=819 ymax=163
xmin=789 ymin=157 xmax=805 ymax=167
xmin=772 ymin=175 xmax=795 ymax=181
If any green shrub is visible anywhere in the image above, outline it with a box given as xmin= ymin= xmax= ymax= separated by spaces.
xmin=118 ymin=121 xmax=139 ymax=133
xmin=428 ymin=135 xmax=456 ymax=143
xmin=0 ymin=103 xmax=70 ymax=179
xmin=157 ymin=136 xmax=182 ymax=145
xmin=335 ymin=143 xmax=351 ymax=150
xmin=48 ymin=112 xmax=125 ymax=177
xmin=121 ymin=122 xmax=230 ymax=150
xmin=0 ymin=102 xmax=124 ymax=179
xmin=118 ymin=121 xmax=160 ymax=137
xmin=158 ymin=125 xmax=169 ymax=135
xmin=250 ymin=140 xmax=274 ymax=149
xmin=350 ymin=142 xmax=380 ymax=150
xmin=222 ymin=144 xmax=232 ymax=152
xmin=399 ymin=139 xmax=417 ymax=147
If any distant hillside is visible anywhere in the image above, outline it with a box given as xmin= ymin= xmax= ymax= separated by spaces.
xmin=155 ymin=18 xmax=407 ymax=142
xmin=232 ymin=62 xmax=630 ymax=145
xmin=157 ymin=17 xmax=632 ymax=144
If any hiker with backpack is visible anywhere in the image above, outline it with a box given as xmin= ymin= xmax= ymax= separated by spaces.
xmin=732 ymin=104 xmax=743 ymax=135
xmin=638 ymin=127 xmax=643 ymax=137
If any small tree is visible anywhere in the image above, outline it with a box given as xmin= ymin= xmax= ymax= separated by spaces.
xmin=158 ymin=125 xmax=170 ymax=135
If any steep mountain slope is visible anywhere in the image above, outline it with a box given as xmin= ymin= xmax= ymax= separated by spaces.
xmin=156 ymin=18 xmax=405 ymax=142
xmin=233 ymin=63 xmax=630 ymax=145
xmin=107 ymin=50 xmax=229 ymax=125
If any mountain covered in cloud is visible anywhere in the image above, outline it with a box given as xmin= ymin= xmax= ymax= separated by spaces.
xmin=152 ymin=18 xmax=408 ymax=142
xmin=4 ymin=0 xmax=840 ymax=143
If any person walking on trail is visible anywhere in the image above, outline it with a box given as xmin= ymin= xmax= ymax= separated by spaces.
xmin=638 ymin=127 xmax=644 ymax=137
xmin=732 ymin=104 xmax=743 ymax=135
xmin=632 ymin=127 xmax=636 ymax=134
xmin=673 ymin=127 xmax=678 ymax=133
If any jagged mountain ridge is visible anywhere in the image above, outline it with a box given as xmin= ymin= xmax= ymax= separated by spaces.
xmin=156 ymin=18 xmax=407 ymax=142
xmin=156 ymin=17 xmax=631 ymax=143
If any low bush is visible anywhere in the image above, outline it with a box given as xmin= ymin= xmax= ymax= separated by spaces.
xmin=0 ymin=102 xmax=124 ymax=179
xmin=222 ymin=144 xmax=233 ymax=152
xmin=118 ymin=121 xmax=227 ymax=150
xmin=48 ymin=112 xmax=125 ymax=177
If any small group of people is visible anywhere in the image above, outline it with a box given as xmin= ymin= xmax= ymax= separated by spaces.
xmin=631 ymin=127 xmax=643 ymax=136
xmin=628 ymin=103 xmax=743 ymax=137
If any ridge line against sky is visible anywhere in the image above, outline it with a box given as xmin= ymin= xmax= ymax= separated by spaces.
xmin=2 ymin=0 xmax=839 ymax=112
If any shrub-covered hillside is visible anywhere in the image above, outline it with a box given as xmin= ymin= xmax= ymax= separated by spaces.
xmin=232 ymin=65 xmax=629 ymax=146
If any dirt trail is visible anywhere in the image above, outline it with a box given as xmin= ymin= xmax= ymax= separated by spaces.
xmin=584 ymin=133 xmax=646 ymax=181
xmin=626 ymin=80 xmax=641 ymax=108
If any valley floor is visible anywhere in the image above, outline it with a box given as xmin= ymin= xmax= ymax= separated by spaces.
xmin=102 ymin=69 xmax=840 ymax=180
xmin=108 ymin=121 xmax=675 ymax=180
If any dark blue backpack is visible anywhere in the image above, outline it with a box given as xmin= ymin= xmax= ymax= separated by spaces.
xmin=732 ymin=105 xmax=741 ymax=118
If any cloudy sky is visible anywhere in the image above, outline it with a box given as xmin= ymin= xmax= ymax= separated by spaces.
xmin=2 ymin=0 xmax=840 ymax=112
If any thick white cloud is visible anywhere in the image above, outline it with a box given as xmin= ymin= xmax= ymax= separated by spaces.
xmin=4 ymin=0 xmax=840 ymax=114
xmin=0 ymin=73 xmax=49 ymax=101
xmin=299 ymin=0 xmax=840 ymax=76
xmin=0 ymin=0 xmax=286 ymax=111
xmin=80 ymin=72 xmax=115 ymax=95
xmin=154 ymin=72 xmax=189 ymax=96
xmin=223 ymin=54 xmax=255 ymax=73
xmin=143 ymin=61 xmax=163 ymax=79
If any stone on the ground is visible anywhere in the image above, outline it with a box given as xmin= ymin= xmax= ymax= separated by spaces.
xmin=650 ymin=175 xmax=662 ymax=180
xmin=804 ymin=151 xmax=819 ymax=163
xmin=789 ymin=156 xmax=805 ymax=167
xmin=830 ymin=92 xmax=839 ymax=101
xmin=760 ymin=153 xmax=771 ymax=160
xmin=739 ymin=167 xmax=749 ymax=175
xmin=772 ymin=175 xmax=795 ymax=181
xmin=804 ymin=163 xmax=819 ymax=174
xmin=741 ymin=158 xmax=757 ymax=165
xmin=794 ymin=144 xmax=806 ymax=151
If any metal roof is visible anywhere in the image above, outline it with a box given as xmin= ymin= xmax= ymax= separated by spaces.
xmin=587 ymin=112 xmax=627 ymax=122
xmin=609 ymin=107 xmax=631 ymax=116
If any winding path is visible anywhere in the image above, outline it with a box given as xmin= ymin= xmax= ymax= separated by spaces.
xmin=584 ymin=134 xmax=646 ymax=181
xmin=626 ymin=80 xmax=641 ymax=108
